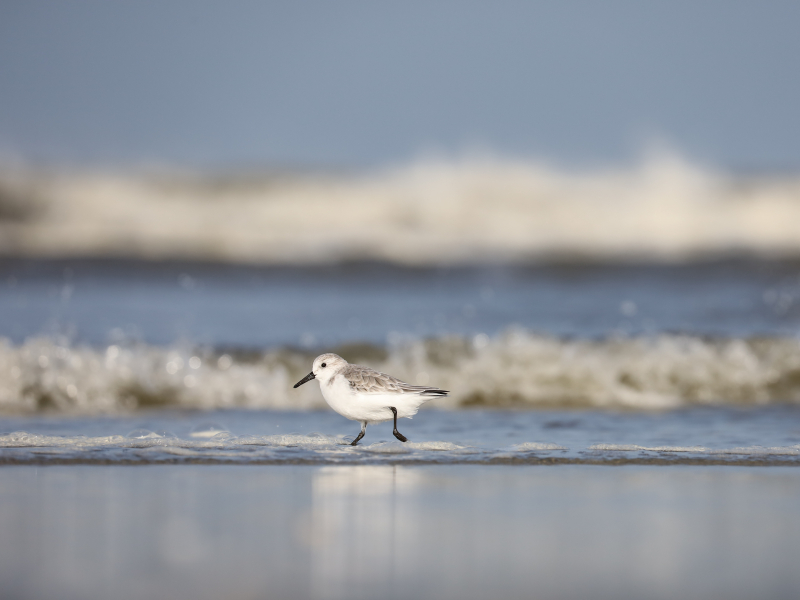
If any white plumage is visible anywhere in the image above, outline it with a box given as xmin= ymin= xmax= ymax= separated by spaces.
xmin=293 ymin=353 xmax=448 ymax=445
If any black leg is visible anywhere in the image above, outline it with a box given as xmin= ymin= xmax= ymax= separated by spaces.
xmin=390 ymin=407 xmax=408 ymax=442
xmin=351 ymin=421 xmax=367 ymax=446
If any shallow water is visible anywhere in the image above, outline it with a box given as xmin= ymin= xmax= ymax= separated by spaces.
xmin=2 ymin=408 xmax=799 ymax=466
xmin=1 ymin=464 xmax=798 ymax=600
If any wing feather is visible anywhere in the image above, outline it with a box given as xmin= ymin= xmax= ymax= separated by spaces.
xmin=342 ymin=365 xmax=449 ymax=396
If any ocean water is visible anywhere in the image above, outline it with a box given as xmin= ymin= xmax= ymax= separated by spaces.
xmin=1 ymin=258 xmax=799 ymax=465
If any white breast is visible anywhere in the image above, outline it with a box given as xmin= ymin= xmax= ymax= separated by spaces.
xmin=318 ymin=374 xmax=431 ymax=423
xmin=318 ymin=374 xmax=366 ymax=421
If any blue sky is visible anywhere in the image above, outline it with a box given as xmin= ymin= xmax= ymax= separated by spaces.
xmin=1 ymin=1 xmax=799 ymax=169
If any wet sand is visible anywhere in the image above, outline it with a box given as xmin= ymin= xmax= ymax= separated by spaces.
xmin=1 ymin=464 xmax=798 ymax=600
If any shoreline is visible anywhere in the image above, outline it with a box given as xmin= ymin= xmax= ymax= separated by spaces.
xmin=2 ymin=458 xmax=800 ymax=467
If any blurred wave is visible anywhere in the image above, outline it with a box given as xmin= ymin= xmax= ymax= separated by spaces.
xmin=2 ymin=330 xmax=800 ymax=414
xmin=1 ymin=155 xmax=800 ymax=264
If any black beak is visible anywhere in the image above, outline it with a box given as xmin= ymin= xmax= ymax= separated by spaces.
xmin=293 ymin=372 xmax=315 ymax=388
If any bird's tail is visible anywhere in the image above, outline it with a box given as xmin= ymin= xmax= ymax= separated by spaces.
xmin=419 ymin=387 xmax=449 ymax=397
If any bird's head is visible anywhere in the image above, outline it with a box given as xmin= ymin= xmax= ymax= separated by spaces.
xmin=293 ymin=353 xmax=348 ymax=388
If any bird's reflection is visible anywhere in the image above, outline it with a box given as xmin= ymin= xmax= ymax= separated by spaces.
xmin=306 ymin=466 xmax=421 ymax=597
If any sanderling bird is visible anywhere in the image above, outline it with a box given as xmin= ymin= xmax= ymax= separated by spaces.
xmin=293 ymin=353 xmax=448 ymax=445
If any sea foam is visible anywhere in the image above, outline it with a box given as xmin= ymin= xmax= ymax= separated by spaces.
xmin=2 ymin=331 xmax=800 ymax=414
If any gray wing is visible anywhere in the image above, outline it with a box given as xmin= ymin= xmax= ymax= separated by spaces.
xmin=342 ymin=365 xmax=449 ymax=397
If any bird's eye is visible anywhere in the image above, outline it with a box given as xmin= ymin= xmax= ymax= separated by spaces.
xmin=321 ymin=362 xmax=327 ymax=368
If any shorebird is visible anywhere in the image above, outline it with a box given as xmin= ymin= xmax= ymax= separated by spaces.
xmin=293 ymin=353 xmax=448 ymax=445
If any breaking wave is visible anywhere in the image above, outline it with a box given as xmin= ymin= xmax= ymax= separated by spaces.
xmin=2 ymin=154 xmax=800 ymax=264
xmin=2 ymin=330 xmax=800 ymax=414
